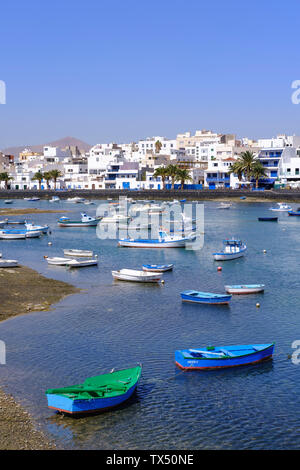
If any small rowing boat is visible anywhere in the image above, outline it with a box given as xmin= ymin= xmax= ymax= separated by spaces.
xmin=258 ymin=217 xmax=278 ymax=222
xmin=224 ymin=284 xmax=265 ymax=294
xmin=175 ymin=343 xmax=274 ymax=370
xmin=142 ymin=264 xmax=173 ymax=272
xmin=63 ymin=249 xmax=94 ymax=257
xmin=180 ymin=290 xmax=231 ymax=304
xmin=288 ymin=208 xmax=300 ymax=216
xmin=45 ymin=365 xmax=142 ymax=415
xmin=112 ymin=268 xmax=163 ymax=282
xmin=66 ymin=259 xmax=98 ymax=268
xmin=45 ymin=257 xmax=73 ymax=266
xmin=0 ymin=259 xmax=19 ymax=268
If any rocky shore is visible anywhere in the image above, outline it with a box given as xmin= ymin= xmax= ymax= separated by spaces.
xmin=0 ymin=265 xmax=79 ymax=449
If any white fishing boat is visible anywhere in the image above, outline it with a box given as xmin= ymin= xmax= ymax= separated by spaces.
xmin=213 ymin=239 xmax=247 ymax=260
xmin=66 ymin=197 xmax=85 ymax=203
xmin=58 ymin=213 xmax=98 ymax=227
xmin=0 ymin=259 xmax=19 ymax=268
xmin=112 ymin=268 xmax=163 ymax=282
xmin=63 ymin=249 xmax=94 ymax=257
xmin=83 ymin=200 xmax=95 ymax=205
xmin=49 ymin=196 xmax=60 ymax=203
xmin=118 ymin=230 xmax=195 ymax=248
xmin=24 ymin=197 xmax=40 ymax=201
xmin=25 ymin=223 xmax=49 ymax=234
xmin=25 ymin=230 xmax=43 ymax=238
xmin=66 ymin=259 xmax=98 ymax=268
xmin=225 ymin=284 xmax=265 ymax=294
xmin=4 ymin=200 xmax=13 ymax=204
xmin=142 ymin=264 xmax=174 ymax=272
xmin=217 ymin=202 xmax=232 ymax=209
xmin=269 ymin=202 xmax=292 ymax=212
xmin=45 ymin=257 xmax=73 ymax=266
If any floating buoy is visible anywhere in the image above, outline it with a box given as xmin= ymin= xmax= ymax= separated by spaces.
xmin=256 ymin=303 xmax=260 ymax=308
xmin=161 ymin=280 xmax=165 ymax=284
xmin=217 ymin=266 xmax=222 ymax=272
xmin=263 ymin=250 xmax=267 ymax=254
xmin=48 ymin=242 xmax=52 ymax=246
xmin=43 ymin=255 xmax=48 ymax=259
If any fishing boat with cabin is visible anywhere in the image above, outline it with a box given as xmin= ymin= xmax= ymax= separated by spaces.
xmin=175 ymin=343 xmax=274 ymax=370
xmin=213 ymin=239 xmax=247 ymax=261
xmin=45 ymin=365 xmax=142 ymax=415
xmin=58 ymin=213 xmax=99 ymax=227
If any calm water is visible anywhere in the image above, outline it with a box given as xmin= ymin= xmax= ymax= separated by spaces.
xmin=0 ymin=198 xmax=299 ymax=449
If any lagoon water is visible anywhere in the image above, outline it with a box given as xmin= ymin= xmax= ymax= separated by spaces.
xmin=0 ymin=198 xmax=299 ymax=449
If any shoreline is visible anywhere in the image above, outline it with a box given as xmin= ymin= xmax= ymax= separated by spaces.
xmin=0 ymin=265 xmax=79 ymax=449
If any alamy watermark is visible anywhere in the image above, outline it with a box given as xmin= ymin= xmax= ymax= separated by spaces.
xmin=291 ymin=340 xmax=300 ymax=365
xmin=0 ymin=340 xmax=6 ymax=364
xmin=0 ymin=80 xmax=6 ymax=104
xmin=291 ymin=80 xmax=300 ymax=104
xmin=95 ymin=198 xmax=204 ymax=251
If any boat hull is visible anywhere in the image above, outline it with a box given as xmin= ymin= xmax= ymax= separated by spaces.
xmin=258 ymin=217 xmax=278 ymax=222
xmin=180 ymin=291 xmax=231 ymax=304
xmin=58 ymin=221 xmax=98 ymax=227
xmin=63 ymin=250 xmax=94 ymax=257
xmin=142 ymin=264 xmax=173 ymax=272
xmin=175 ymin=344 xmax=274 ymax=370
xmin=225 ymin=285 xmax=265 ymax=294
xmin=213 ymin=248 xmax=247 ymax=261
xmin=46 ymin=382 xmax=138 ymax=415
xmin=118 ymin=239 xmax=187 ymax=248
xmin=112 ymin=271 xmax=162 ymax=282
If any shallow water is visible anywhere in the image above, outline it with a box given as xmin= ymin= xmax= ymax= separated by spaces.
xmin=0 ymin=198 xmax=299 ymax=449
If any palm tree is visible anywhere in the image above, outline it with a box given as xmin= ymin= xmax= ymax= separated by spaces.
xmin=236 ymin=151 xmax=257 ymax=181
xmin=32 ymin=171 xmax=44 ymax=190
xmin=0 ymin=172 xmax=13 ymax=190
xmin=153 ymin=166 xmax=169 ymax=189
xmin=43 ymin=171 xmax=52 ymax=190
xmin=175 ymin=168 xmax=192 ymax=190
xmin=251 ymin=162 xmax=267 ymax=188
xmin=228 ymin=161 xmax=244 ymax=188
xmin=166 ymin=164 xmax=179 ymax=189
xmin=48 ymin=169 xmax=62 ymax=190
xmin=155 ymin=140 xmax=162 ymax=154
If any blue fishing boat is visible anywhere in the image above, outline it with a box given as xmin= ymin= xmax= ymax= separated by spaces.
xmin=45 ymin=365 xmax=142 ymax=416
xmin=142 ymin=263 xmax=174 ymax=272
xmin=288 ymin=208 xmax=300 ymax=216
xmin=180 ymin=290 xmax=231 ymax=304
xmin=175 ymin=343 xmax=274 ymax=370
xmin=258 ymin=217 xmax=278 ymax=222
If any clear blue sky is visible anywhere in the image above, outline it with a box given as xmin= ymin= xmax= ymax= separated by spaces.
xmin=1 ymin=0 xmax=300 ymax=148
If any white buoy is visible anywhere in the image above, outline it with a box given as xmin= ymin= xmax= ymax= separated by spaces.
xmin=161 ymin=280 xmax=165 ymax=284
xmin=48 ymin=242 xmax=52 ymax=246
xmin=256 ymin=303 xmax=260 ymax=308
xmin=263 ymin=250 xmax=267 ymax=254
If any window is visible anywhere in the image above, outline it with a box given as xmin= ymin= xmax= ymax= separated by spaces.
xmin=287 ymin=168 xmax=291 ymax=172
xmin=296 ymin=168 xmax=299 ymax=175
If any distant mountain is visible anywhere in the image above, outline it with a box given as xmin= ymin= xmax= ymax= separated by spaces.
xmin=1 ymin=136 xmax=92 ymax=157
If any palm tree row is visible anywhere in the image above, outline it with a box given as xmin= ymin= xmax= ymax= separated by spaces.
xmin=228 ymin=151 xmax=267 ymax=188
xmin=32 ymin=169 xmax=62 ymax=190
xmin=153 ymin=164 xmax=192 ymax=190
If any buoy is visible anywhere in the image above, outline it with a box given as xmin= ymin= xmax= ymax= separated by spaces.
xmin=43 ymin=255 xmax=48 ymax=259
xmin=256 ymin=303 xmax=260 ymax=308
xmin=217 ymin=266 xmax=222 ymax=272
xmin=161 ymin=280 xmax=165 ymax=284
xmin=48 ymin=242 xmax=52 ymax=246
xmin=263 ymin=250 xmax=267 ymax=254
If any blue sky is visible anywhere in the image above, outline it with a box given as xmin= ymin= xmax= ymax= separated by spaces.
xmin=1 ymin=0 xmax=300 ymax=148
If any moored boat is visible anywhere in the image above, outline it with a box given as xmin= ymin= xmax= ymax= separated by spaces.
xmin=45 ymin=257 xmax=73 ymax=266
xmin=175 ymin=343 xmax=274 ymax=370
xmin=112 ymin=268 xmax=163 ymax=282
xmin=63 ymin=249 xmax=94 ymax=257
xmin=4 ymin=200 xmax=13 ymax=204
xmin=269 ymin=202 xmax=291 ymax=212
xmin=0 ymin=259 xmax=19 ymax=268
xmin=118 ymin=231 xmax=195 ymax=248
xmin=213 ymin=239 xmax=247 ymax=261
xmin=258 ymin=217 xmax=278 ymax=222
xmin=180 ymin=290 xmax=231 ymax=304
xmin=49 ymin=196 xmax=60 ymax=203
xmin=45 ymin=365 xmax=142 ymax=415
xmin=66 ymin=259 xmax=98 ymax=268
xmin=25 ymin=223 xmax=49 ymax=234
xmin=288 ymin=208 xmax=300 ymax=216
xmin=142 ymin=264 xmax=173 ymax=272
xmin=224 ymin=284 xmax=265 ymax=294
xmin=58 ymin=213 xmax=99 ymax=227
xmin=0 ymin=230 xmax=26 ymax=239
